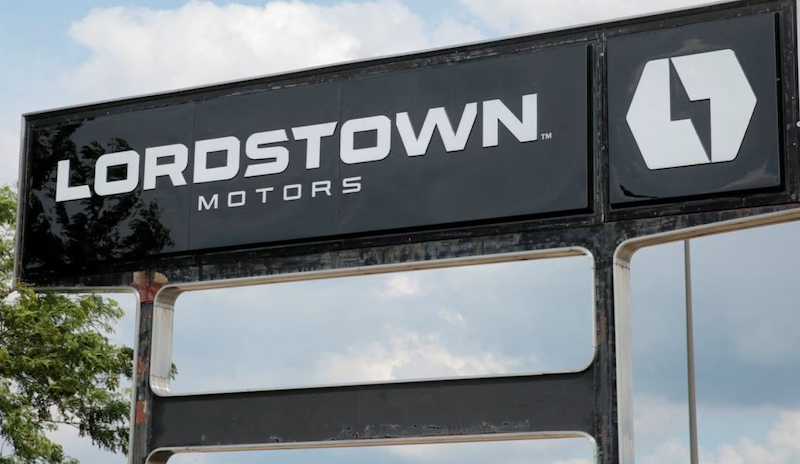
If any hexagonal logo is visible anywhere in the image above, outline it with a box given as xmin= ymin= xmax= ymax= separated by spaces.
xmin=626 ymin=49 xmax=757 ymax=170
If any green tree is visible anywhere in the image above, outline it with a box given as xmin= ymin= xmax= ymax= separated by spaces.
xmin=0 ymin=185 xmax=133 ymax=463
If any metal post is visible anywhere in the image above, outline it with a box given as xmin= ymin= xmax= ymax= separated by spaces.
xmin=595 ymin=250 xmax=621 ymax=464
xmin=684 ymin=240 xmax=699 ymax=464
xmin=129 ymin=299 xmax=154 ymax=464
xmin=130 ymin=272 xmax=170 ymax=464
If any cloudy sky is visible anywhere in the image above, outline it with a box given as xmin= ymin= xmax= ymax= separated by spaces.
xmin=1 ymin=0 xmax=799 ymax=463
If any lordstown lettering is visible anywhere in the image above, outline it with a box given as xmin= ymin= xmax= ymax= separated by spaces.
xmin=55 ymin=94 xmax=538 ymax=211
xmin=20 ymin=43 xmax=591 ymax=277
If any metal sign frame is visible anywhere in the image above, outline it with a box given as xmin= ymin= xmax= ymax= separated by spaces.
xmin=12 ymin=1 xmax=799 ymax=463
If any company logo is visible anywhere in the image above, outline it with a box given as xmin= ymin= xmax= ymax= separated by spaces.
xmin=55 ymin=94 xmax=539 ymax=210
xmin=626 ymin=49 xmax=757 ymax=170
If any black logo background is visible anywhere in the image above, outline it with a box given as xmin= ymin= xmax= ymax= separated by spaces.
xmin=607 ymin=13 xmax=782 ymax=206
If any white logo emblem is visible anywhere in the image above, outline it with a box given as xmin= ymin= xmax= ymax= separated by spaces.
xmin=626 ymin=49 xmax=757 ymax=170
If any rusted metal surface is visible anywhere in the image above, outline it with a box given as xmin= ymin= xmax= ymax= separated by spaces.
xmin=134 ymin=401 xmax=146 ymax=427
xmin=130 ymin=271 xmax=169 ymax=464
xmin=130 ymin=271 xmax=168 ymax=463
xmin=131 ymin=299 xmax=155 ymax=464
xmin=131 ymin=272 xmax=169 ymax=304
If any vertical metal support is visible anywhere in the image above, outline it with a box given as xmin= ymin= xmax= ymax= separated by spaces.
xmin=613 ymin=248 xmax=634 ymax=464
xmin=130 ymin=271 xmax=171 ymax=464
xmin=150 ymin=294 xmax=177 ymax=397
xmin=130 ymin=283 xmax=154 ymax=463
xmin=684 ymin=241 xmax=699 ymax=464
xmin=594 ymin=250 xmax=620 ymax=464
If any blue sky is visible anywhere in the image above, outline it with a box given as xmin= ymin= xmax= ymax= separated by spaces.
xmin=1 ymin=1 xmax=799 ymax=464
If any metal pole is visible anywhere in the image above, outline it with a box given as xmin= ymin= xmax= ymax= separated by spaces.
xmin=595 ymin=251 xmax=621 ymax=464
xmin=130 ymin=302 xmax=154 ymax=464
xmin=684 ymin=240 xmax=699 ymax=464
xmin=130 ymin=271 xmax=170 ymax=464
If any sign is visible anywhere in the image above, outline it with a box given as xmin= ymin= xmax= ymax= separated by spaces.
xmin=608 ymin=13 xmax=781 ymax=205
xmin=16 ymin=1 xmax=798 ymax=464
xmin=18 ymin=45 xmax=590 ymax=281
xmin=15 ymin=0 xmax=794 ymax=287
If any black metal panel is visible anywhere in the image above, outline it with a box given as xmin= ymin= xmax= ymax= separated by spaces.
xmin=604 ymin=0 xmax=799 ymax=221
xmin=21 ymin=105 xmax=194 ymax=277
xmin=335 ymin=44 xmax=591 ymax=235
xmin=151 ymin=371 xmax=594 ymax=449
xmin=18 ymin=43 xmax=592 ymax=283
xmin=608 ymin=13 xmax=782 ymax=205
xmin=187 ymin=82 xmax=343 ymax=251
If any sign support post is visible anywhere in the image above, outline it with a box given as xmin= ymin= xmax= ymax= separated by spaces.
xmin=130 ymin=272 xmax=169 ymax=464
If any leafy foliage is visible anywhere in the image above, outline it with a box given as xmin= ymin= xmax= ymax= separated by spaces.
xmin=0 ymin=185 xmax=133 ymax=463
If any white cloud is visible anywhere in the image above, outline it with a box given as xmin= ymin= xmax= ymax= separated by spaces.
xmin=768 ymin=410 xmax=800 ymax=457
xmin=315 ymin=327 xmax=520 ymax=384
xmin=458 ymin=0 xmax=709 ymax=34
xmin=700 ymin=410 xmax=800 ymax=464
xmin=633 ymin=394 xmax=689 ymax=452
xmin=380 ymin=274 xmax=428 ymax=298
xmin=61 ymin=0 xmax=483 ymax=102
xmin=631 ymin=395 xmax=800 ymax=464
xmin=641 ymin=438 xmax=690 ymax=464
xmin=438 ymin=307 xmax=465 ymax=324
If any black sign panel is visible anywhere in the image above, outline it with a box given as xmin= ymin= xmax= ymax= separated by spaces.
xmin=608 ymin=13 xmax=782 ymax=205
xmin=189 ymin=46 xmax=590 ymax=250
xmin=19 ymin=45 xmax=590 ymax=279
xmin=16 ymin=0 xmax=798 ymax=285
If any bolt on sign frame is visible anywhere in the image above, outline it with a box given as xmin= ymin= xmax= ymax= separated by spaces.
xmin=13 ymin=0 xmax=800 ymax=463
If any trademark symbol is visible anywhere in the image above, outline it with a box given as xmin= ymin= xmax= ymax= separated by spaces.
xmin=540 ymin=132 xmax=553 ymax=140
